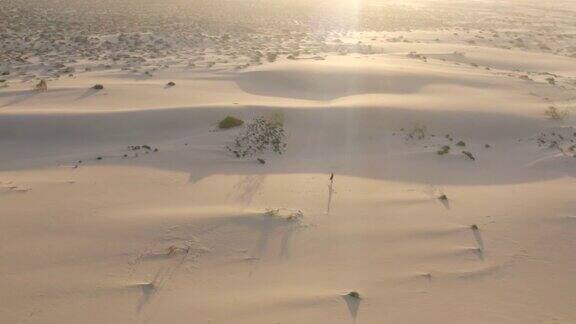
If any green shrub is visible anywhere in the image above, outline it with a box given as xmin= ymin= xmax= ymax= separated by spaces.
xmin=219 ymin=116 xmax=244 ymax=129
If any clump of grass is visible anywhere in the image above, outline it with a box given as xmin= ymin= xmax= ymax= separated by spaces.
xmin=438 ymin=194 xmax=448 ymax=201
xmin=437 ymin=145 xmax=450 ymax=155
xmin=166 ymin=81 xmax=176 ymax=87
xmin=266 ymin=52 xmax=278 ymax=62
xmin=167 ymin=245 xmax=178 ymax=256
xmin=544 ymin=106 xmax=568 ymax=121
xmin=219 ymin=116 xmax=244 ymax=129
xmin=264 ymin=208 xmax=280 ymax=217
xmin=462 ymin=151 xmax=475 ymax=160
xmin=264 ymin=209 xmax=303 ymax=223
xmin=407 ymin=124 xmax=426 ymax=140
xmin=128 ymin=145 xmax=158 ymax=152
xmin=35 ymin=79 xmax=48 ymax=92
xmin=287 ymin=210 xmax=304 ymax=222
xmin=226 ymin=114 xmax=286 ymax=158
xmin=93 ymin=84 xmax=104 ymax=90
xmin=456 ymin=140 xmax=466 ymax=147
xmin=347 ymin=291 xmax=361 ymax=299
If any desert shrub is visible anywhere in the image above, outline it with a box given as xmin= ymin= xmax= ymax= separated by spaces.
xmin=219 ymin=116 xmax=244 ymax=129
xmin=286 ymin=210 xmax=304 ymax=222
xmin=407 ymin=124 xmax=426 ymax=140
xmin=266 ymin=52 xmax=278 ymax=62
xmin=35 ymin=79 xmax=47 ymax=91
xmin=462 ymin=151 xmax=475 ymax=160
xmin=227 ymin=115 xmax=286 ymax=158
xmin=93 ymin=84 xmax=104 ymax=90
xmin=437 ymin=145 xmax=450 ymax=155
xmin=166 ymin=81 xmax=176 ymax=87
xmin=544 ymin=106 xmax=568 ymax=120
xmin=264 ymin=208 xmax=280 ymax=217
xmin=264 ymin=208 xmax=303 ymax=223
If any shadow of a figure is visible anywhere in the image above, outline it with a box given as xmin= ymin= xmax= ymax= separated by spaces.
xmin=438 ymin=197 xmax=450 ymax=210
xmin=136 ymin=269 xmax=165 ymax=313
xmin=74 ymin=88 xmax=99 ymax=101
xmin=0 ymin=91 xmax=38 ymax=108
xmin=327 ymin=180 xmax=334 ymax=215
xmin=279 ymin=222 xmax=298 ymax=259
xmin=471 ymin=226 xmax=484 ymax=250
xmin=342 ymin=294 xmax=361 ymax=323
xmin=233 ymin=174 xmax=266 ymax=206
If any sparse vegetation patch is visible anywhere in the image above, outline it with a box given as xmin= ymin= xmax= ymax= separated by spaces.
xmin=227 ymin=114 xmax=286 ymax=158
xmin=544 ymin=106 xmax=569 ymax=121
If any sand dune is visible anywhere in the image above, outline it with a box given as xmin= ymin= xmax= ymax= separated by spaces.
xmin=1 ymin=0 xmax=576 ymax=323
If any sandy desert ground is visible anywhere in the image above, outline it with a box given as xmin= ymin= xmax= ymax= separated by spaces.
xmin=1 ymin=0 xmax=576 ymax=323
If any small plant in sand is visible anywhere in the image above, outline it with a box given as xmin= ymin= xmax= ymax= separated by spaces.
xmin=544 ymin=106 xmax=568 ymax=121
xmin=347 ymin=291 xmax=361 ymax=299
xmin=264 ymin=208 xmax=303 ymax=223
xmin=167 ymin=245 xmax=189 ymax=256
xmin=286 ymin=210 xmax=304 ymax=223
xmin=264 ymin=208 xmax=280 ymax=217
xmin=462 ymin=151 xmax=475 ymax=160
xmin=93 ymin=84 xmax=104 ymax=90
xmin=266 ymin=52 xmax=278 ymax=62
xmin=35 ymin=79 xmax=48 ymax=92
xmin=227 ymin=114 xmax=286 ymax=158
xmin=437 ymin=145 xmax=450 ymax=155
xmin=218 ymin=116 xmax=244 ymax=129
xmin=407 ymin=124 xmax=426 ymax=140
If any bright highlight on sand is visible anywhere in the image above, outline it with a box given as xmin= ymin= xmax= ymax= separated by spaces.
xmin=1 ymin=0 xmax=576 ymax=323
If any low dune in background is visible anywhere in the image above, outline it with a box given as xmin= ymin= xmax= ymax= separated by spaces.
xmin=1 ymin=0 xmax=576 ymax=323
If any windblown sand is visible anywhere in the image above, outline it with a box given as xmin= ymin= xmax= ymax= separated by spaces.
xmin=1 ymin=0 xmax=576 ymax=323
